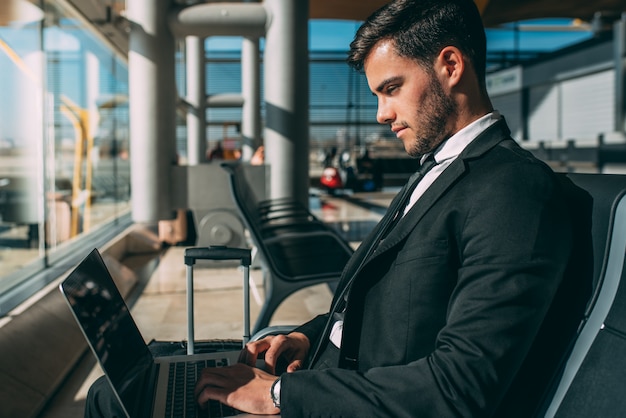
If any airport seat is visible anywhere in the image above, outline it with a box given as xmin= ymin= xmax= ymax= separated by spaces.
xmin=538 ymin=173 xmax=626 ymax=417
xmin=221 ymin=162 xmax=354 ymax=334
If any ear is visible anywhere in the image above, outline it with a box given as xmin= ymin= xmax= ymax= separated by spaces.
xmin=434 ymin=46 xmax=464 ymax=88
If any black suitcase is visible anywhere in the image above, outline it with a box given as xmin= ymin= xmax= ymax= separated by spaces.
xmin=148 ymin=245 xmax=252 ymax=357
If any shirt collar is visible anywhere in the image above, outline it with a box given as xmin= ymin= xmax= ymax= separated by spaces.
xmin=422 ymin=110 xmax=502 ymax=165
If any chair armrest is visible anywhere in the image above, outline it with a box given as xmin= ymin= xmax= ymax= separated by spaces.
xmin=250 ymin=325 xmax=298 ymax=342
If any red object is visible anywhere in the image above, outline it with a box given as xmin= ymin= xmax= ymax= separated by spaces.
xmin=320 ymin=167 xmax=343 ymax=189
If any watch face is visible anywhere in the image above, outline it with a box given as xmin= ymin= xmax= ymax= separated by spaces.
xmin=271 ymin=377 xmax=281 ymax=407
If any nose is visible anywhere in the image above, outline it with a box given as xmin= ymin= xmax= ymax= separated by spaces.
xmin=376 ymin=98 xmax=394 ymax=124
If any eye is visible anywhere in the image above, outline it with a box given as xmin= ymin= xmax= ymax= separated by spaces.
xmin=385 ymin=84 xmax=399 ymax=95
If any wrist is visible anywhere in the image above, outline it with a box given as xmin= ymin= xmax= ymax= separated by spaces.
xmin=270 ymin=376 xmax=281 ymax=409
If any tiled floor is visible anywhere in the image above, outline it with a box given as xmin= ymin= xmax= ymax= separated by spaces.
xmin=38 ymin=190 xmax=391 ymax=418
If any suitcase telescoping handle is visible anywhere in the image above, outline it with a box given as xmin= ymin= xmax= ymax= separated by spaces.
xmin=184 ymin=246 xmax=252 ymax=266
xmin=184 ymin=246 xmax=252 ymax=354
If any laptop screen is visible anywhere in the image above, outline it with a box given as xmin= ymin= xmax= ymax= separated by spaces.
xmin=60 ymin=249 xmax=154 ymax=412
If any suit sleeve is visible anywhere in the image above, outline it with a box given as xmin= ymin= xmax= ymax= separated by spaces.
xmin=278 ymin=161 xmax=575 ymax=417
xmin=292 ymin=314 xmax=329 ymax=350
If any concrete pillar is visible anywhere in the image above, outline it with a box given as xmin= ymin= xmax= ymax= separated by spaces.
xmin=168 ymin=1 xmax=267 ymax=163
xmin=127 ymin=0 xmax=178 ymax=222
xmin=614 ymin=15 xmax=626 ymax=133
xmin=241 ymin=36 xmax=261 ymax=161
xmin=263 ymin=0 xmax=310 ymax=205
xmin=186 ymin=36 xmax=207 ymax=165
xmin=11 ymin=49 xmax=44 ymax=226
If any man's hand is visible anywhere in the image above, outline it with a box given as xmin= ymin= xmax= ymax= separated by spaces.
xmin=194 ymin=332 xmax=310 ymax=414
xmin=194 ymin=363 xmax=280 ymax=415
xmin=240 ymin=332 xmax=310 ymax=374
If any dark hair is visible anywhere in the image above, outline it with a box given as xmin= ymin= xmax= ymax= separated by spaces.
xmin=347 ymin=0 xmax=487 ymax=87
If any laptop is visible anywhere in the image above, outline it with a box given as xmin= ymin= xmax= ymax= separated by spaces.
xmin=59 ymin=248 xmax=276 ymax=418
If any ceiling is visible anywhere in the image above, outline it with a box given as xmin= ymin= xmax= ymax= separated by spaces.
xmin=64 ymin=0 xmax=626 ymax=56
xmin=310 ymin=0 xmax=626 ymax=26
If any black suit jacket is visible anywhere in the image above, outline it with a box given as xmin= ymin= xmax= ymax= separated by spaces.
xmin=280 ymin=120 xmax=593 ymax=417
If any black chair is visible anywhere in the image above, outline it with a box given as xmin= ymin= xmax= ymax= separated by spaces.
xmin=221 ymin=162 xmax=354 ymax=334
xmin=539 ymin=173 xmax=626 ymax=417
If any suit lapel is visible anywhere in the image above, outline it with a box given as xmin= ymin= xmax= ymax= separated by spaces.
xmin=375 ymin=160 xmax=465 ymax=251
xmin=357 ymin=119 xmax=513 ymax=270
xmin=330 ymin=119 xmax=513 ymax=308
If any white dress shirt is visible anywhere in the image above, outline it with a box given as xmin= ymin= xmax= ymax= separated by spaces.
xmin=404 ymin=111 xmax=502 ymax=215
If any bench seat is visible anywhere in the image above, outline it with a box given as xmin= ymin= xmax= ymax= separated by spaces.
xmin=221 ymin=162 xmax=354 ymax=333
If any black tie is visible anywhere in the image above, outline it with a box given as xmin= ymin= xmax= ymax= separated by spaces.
xmin=336 ymin=156 xmax=438 ymax=370
xmin=377 ymin=153 xmax=438 ymax=240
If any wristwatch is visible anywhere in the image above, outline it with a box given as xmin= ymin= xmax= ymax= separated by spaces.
xmin=270 ymin=377 xmax=281 ymax=408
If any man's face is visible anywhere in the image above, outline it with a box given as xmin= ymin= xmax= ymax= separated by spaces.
xmin=364 ymin=40 xmax=457 ymax=157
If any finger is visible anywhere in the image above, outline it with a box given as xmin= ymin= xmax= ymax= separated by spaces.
xmin=286 ymin=359 xmax=303 ymax=373
xmin=240 ymin=339 xmax=270 ymax=366
xmin=237 ymin=347 xmax=251 ymax=365
xmin=194 ymin=368 xmax=230 ymax=398
xmin=194 ymin=372 xmax=213 ymax=399
xmin=196 ymin=384 xmax=227 ymax=407
xmin=263 ymin=335 xmax=288 ymax=374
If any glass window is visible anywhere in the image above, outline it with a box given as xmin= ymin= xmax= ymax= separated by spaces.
xmin=0 ymin=0 xmax=46 ymax=289
xmin=0 ymin=0 xmax=131 ymax=311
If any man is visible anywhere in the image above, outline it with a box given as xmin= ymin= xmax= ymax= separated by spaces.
xmin=193 ymin=0 xmax=591 ymax=416
xmin=87 ymin=0 xmax=591 ymax=416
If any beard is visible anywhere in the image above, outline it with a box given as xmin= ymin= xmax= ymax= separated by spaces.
xmin=405 ymin=76 xmax=458 ymax=158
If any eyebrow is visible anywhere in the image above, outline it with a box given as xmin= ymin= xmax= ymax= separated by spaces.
xmin=374 ymin=75 xmax=404 ymax=94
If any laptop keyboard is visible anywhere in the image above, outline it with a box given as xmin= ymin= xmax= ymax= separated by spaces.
xmin=164 ymin=358 xmax=241 ymax=417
